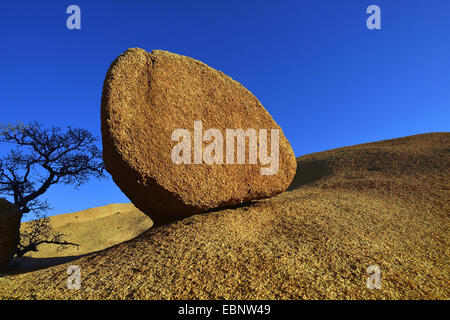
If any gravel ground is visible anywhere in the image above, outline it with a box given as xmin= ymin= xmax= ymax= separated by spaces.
xmin=0 ymin=132 xmax=448 ymax=299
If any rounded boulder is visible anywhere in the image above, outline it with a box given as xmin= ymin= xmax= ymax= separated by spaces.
xmin=0 ymin=199 xmax=20 ymax=269
xmin=101 ymin=48 xmax=297 ymax=224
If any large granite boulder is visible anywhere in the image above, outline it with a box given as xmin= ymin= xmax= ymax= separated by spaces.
xmin=0 ymin=199 xmax=20 ymax=269
xmin=101 ymin=48 xmax=296 ymax=224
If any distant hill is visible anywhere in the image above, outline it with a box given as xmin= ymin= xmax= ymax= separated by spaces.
xmin=1 ymin=132 xmax=449 ymax=299
xmin=17 ymin=203 xmax=152 ymax=269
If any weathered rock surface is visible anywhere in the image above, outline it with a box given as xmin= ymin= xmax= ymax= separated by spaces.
xmin=1 ymin=133 xmax=448 ymax=299
xmin=0 ymin=199 xmax=20 ymax=269
xmin=101 ymin=48 xmax=296 ymax=224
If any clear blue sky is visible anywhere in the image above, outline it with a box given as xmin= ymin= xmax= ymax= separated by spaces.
xmin=1 ymin=1 xmax=449 ymax=218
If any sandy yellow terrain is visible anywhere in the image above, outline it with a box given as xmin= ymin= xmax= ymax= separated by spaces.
xmin=15 ymin=203 xmax=152 ymax=270
xmin=0 ymin=132 xmax=448 ymax=299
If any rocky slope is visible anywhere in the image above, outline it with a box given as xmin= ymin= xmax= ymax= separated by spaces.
xmin=0 ymin=132 xmax=448 ymax=299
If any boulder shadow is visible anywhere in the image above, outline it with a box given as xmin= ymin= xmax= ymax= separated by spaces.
xmin=288 ymin=159 xmax=332 ymax=191
xmin=1 ymin=254 xmax=91 ymax=276
xmin=203 ymin=201 xmax=256 ymax=213
xmin=152 ymin=201 xmax=258 ymax=227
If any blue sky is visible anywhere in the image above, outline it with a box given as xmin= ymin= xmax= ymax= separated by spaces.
xmin=1 ymin=1 xmax=449 ymax=218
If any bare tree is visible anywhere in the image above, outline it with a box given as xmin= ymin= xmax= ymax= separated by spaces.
xmin=15 ymin=211 xmax=79 ymax=258
xmin=0 ymin=121 xmax=105 ymax=258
